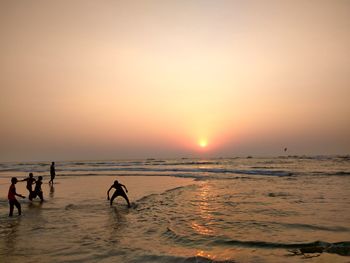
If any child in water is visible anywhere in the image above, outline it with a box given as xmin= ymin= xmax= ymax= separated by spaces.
xmin=31 ymin=176 xmax=44 ymax=202
xmin=107 ymin=180 xmax=131 ymax=208
xmin=8 ymin=177 xmax=25 ymax=216
xmin=21 ymin=172 xmax=36 ymax=200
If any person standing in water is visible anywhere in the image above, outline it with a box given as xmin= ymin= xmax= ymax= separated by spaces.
xmin=21 ymin=172 xmax=36 ymax=200
xmin=31 ymin=176 xmax=44 ymax=202
xmin=8 ymin=177 xmax=25 ymax=216
xmin=49 ymin=162 xmax=55 ymax=184
xmin=107 ymin=180 xmax=131 ymax=208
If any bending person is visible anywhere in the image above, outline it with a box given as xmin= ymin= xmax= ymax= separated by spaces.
xmin=107 ymin=180 xmax=131 ymax=208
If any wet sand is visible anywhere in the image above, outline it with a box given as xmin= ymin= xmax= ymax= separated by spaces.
xmin=0 ymin=175 xmax=196 ymax=263
xmin=0 ymin=175 xmax=196 ymax=205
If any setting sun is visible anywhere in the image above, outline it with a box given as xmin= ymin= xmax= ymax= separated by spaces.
xmin=199 ymin=139 xmax=208 ymax=148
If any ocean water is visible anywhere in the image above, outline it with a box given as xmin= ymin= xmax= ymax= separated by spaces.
xmin=0 ymin=156 xmax=349 ymax=262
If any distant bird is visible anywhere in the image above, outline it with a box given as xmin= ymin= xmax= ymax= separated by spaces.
xmin=284 ymin=147 xmax=288 ymax=152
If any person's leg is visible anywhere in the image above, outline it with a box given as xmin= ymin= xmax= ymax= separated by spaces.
xmin=110 ymin=192 xmax=119 ymax=206
xmin=29 ymin=190 xmax=33 ymax=201
xmin=14 ymin=200 xmax=21 ymax=215
xmin=38 ymin=191 xmax=44 ymax=201
xmin=121 ymin=193 xmax=131 ymax=208
xmin=9 ymin=200 xmax=14 ymax=216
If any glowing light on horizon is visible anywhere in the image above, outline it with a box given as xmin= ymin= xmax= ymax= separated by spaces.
xmin=199 ymin=139 xmax=208 ymax=148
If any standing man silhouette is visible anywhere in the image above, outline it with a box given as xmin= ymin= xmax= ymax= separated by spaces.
xmin=49 ymin=162 xmax=56 ymax=184
xmin=8 ymin=177 xmax=25 ymax=216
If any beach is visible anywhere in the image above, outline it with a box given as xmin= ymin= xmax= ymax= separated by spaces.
xmin=2 ymin=1 xmax=349 ymax=262
xmin=0 ymin=157 xmax=349 ymax=262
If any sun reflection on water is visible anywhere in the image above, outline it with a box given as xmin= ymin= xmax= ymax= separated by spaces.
xmin=190 ymin=182 xmax=215 ymax=235
xmin=196 ymin=250 xmax=215 ymax=260
xmin=191 ymin=222 xmax=213 ymax=235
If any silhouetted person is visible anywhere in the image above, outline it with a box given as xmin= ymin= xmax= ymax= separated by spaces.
xmin=31 ymin=176 xmax=44 ymax=202
xmin=49 ymin=162 xmax=55 ymax=184
xmin=21 ymin=172 xmax=36 ymax=200
xmin=8 ymin=177 xmax=25 ymax=216
xmin=107 ymin=180 xmax=131 ymax=208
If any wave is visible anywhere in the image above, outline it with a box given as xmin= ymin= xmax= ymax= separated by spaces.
xmin=1 ymin=157 xmax=348 ymax=180
xmin=163 ymin=223 xmax=350 ymax=257
xmin=136 ymin=185 xmax=192 ymax=204
xmin=49 ymin=172 xmax=281 ymax=182
xmin=236 ymin=219 xmax=350 ymax=232
xmin=212 ymin=239 xmax=350 ymax=256
xmin=281 ymin=223 xmax=349 ymax=232
xmin=164 ymin=227 xmax=195 ymax=244
xmin=132 ymin=254 xmax=236 ymax=263
xmin=331 ymin=171 xmax=350 ymax=176
xmin=59 ymin=168 xmax=350 ymax=177
xmin=48 ymin=167 xmax=293 ymax=176
xmin=155 ymin=161 xmax=220 ymax=166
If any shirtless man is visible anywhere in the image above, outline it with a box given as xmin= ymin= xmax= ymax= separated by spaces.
xmin=107 ymin=180 xmax=131 ymax=208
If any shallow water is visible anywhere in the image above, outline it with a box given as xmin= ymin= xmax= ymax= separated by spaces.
xmin=0 ymin=156 xmax=349 ymax=262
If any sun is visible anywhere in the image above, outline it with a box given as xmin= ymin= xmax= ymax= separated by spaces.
xmin=199 ymin=139 xmax=208 ymax=148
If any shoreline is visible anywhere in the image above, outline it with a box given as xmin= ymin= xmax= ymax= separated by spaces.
xmin=0 ymin=175 xmax=196 ymax=216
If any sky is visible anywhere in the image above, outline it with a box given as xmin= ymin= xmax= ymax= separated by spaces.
xmin=1 ymin=0 xmax=349 ymax=161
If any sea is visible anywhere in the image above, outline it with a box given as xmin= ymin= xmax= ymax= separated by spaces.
xmin=0 ymin=156 xmax=349 ymax=263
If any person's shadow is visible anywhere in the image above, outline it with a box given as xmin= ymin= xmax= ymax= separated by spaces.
xmin=50 ymin=185 xmax=55 ymax=198
xmin=106 ymin=206 xmax=130 ymax=244
xmin=110 ymin=206 xmax=126 ymax=230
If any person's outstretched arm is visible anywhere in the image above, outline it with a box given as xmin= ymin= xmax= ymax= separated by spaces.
xmin=107 ymin=185 xmax=113 ymax=200
xmin=121 ymin=184 xmax=128 ymax=193
xmin=14 ymin=189 xmax=25 ymax=199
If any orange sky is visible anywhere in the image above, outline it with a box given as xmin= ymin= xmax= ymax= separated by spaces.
xmin=1 ymin=0 xmax=349 ymax=161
